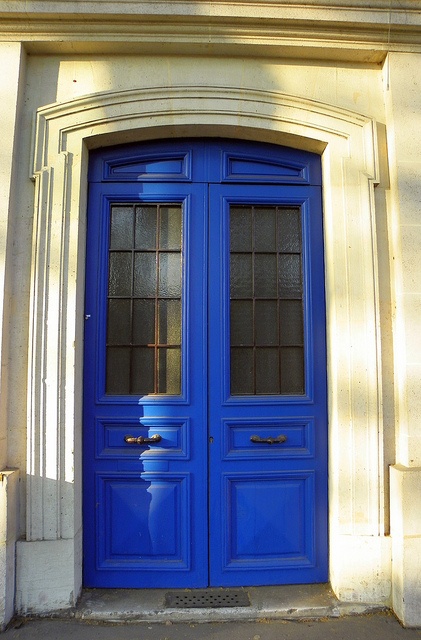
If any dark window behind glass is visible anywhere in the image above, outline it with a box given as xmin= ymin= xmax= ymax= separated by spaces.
xmin=230 ymin=205 xmax=304 ymax=395
xmin=106 ymin=203 xmax=182 ymax=395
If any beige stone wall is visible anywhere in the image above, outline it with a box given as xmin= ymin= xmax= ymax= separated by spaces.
xmin=385 ymin=52 xmax=421 ymax=628
xmin=1 ymin=0 xmax=421 ymax=629
xmin=13 ymin=52 xmax=391 ymax=615
xmin=0 ymin=41 xmax=24 ymax=631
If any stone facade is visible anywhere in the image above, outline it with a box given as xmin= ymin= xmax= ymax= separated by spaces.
xmin=0 ymin=0 xmax=421 ymax=629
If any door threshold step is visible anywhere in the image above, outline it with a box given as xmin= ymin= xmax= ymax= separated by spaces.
xmin=72 ymin=585 xmax=386 ymax=624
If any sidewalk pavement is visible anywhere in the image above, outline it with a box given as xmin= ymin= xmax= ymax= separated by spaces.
xmin=3 ymin=612 xmax=421 ymax=640
xmin=3 ymin=587 xmax=421 ymax=639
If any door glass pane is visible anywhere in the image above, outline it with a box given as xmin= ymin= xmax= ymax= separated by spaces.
xmin=158 ymin=253 xmax=182 ymax=298
xmin=159 ymin=206 xmax=182 ymax=250
xmin=158 ymin=348 xmax=181 ymax=394
xmin=277 ymin=208 xmax=302 ymax=252
xmin=229 ymin=204 xmax=305 ymax=395
xmin=135 ymin=205 xmax=157 ymax=250
xmin=158 ymin=299 xmax=181 ymax=344
xmin=133 ymin=253 xmax=157 ymax=297
xmin=280 ymin=347 xmax=304 ymax=394
xmin=132 ymin=299 xmax=155 ymax=344
xmin=107 ymin=299 xmax=132 ymax=345
xmin=253 ymin=254 xmax=277 ymax=297
xmin=278 ymin=254 xmax=302 ymax=298
xmin=131 ymin=347 xmax=155 ymax=395
xmin=106 ymin=203 xmax=182 ymax=395
xmin=231 ymin=348 xmax=254 ymax=395
xmin=279 ymin=300 xmax=304 ymax=345
xmin=255 ymin=300 xmax=278 ymax=346
xmin=106 ymin=347 xmax=131 ymax=394
xmin=110 ymin=206 xmax=134 ymax=250
xmin=254 ymin=207 xmax=276 ymax=251
xmin=230 ymin=254 xmax=252 ymax=298
xmin=230 ymin=206 xmax=252 ymax=251
xmin=108 ymin=253 xmax=132 ymax=297
xmin=230 ymin=300 xmax=253 ymax=346
xmin=255 ymin=348 xmax=280 ymax=394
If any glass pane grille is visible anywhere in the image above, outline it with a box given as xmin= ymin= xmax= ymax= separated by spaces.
xmin=230 ymin=205 xmax=304 ymax=395
xmin=106 ymin=203 xmax=182 ymax=395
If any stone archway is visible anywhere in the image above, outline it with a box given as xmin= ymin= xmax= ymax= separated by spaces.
xmin=17 ymin=85 xmax=390 ymax=612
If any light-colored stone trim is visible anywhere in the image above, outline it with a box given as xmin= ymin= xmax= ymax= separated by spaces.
xmin=0 ymin=41 xmax=25 ymax=631
xmin=19 ymin=83 xmax=389 ymax=611
xmin=1 ymin=0 xmax=420 ymax=20
xmin=1 ymin=2 xmax=421 ymax=59
xmin=0 ymin=41 xmax=24 ymax=470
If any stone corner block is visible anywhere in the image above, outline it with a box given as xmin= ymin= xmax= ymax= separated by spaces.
xmin=0 ymin=468 xmax=20 ymax=630
xmin=329 ymin=534 xmax=392 ymax=605
xmin=16 ymin=537 xmax=82 ymax=615
xmin=390 ymin=464 xmax=421 ymax=537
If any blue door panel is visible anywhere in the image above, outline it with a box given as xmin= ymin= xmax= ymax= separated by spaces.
xmin=89 ymin=138 xmax=321 ymax=186
xmin=88 ymin=139 xmax=200 ymax=183
xmin=227 ymin=473 xmax=313 ymax=560
xmin=83 ymin=177 xmax=209 ymax=587
xmin=100 ymin=474 xmax=189 ymax=561
xmin=83 ymin=139 xmax=327 ymax=588
xmin=222 ymin=419 xmax=314 ymax=460
xmin=95 ymin=418 xmax=189 ymax=460
xmin=208 ymin=182 xmax=327 ymax=585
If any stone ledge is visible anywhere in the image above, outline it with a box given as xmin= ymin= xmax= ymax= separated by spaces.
xmin=0 ymin=0 xmax=420 ymax=20
xmin=0 ymin=2 xmax=421 ymax=60
xmin=0 ymin=469 xmax=19 ymax=544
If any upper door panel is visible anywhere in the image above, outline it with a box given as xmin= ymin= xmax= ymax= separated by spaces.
xmin=88 ymin=139 xmax=322 ymax=186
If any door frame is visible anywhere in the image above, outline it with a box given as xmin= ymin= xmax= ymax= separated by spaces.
xmin=21 ymin=85 xmax=386 ymax=610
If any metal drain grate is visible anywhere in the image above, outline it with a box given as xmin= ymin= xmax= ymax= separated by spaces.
xmin=164 ymin=589 xmax=251 ymax=608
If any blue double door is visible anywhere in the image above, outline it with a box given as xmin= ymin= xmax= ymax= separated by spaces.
xmin=83 ymin=139 xmax=328 ymax=588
